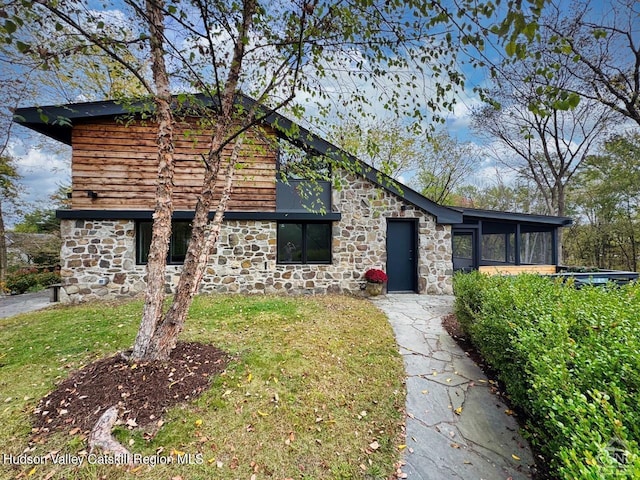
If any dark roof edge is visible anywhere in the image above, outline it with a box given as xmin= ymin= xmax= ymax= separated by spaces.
xmin=457 ymin=207 xmax=573 ymax=226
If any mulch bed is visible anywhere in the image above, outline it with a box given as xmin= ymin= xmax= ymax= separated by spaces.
xmin=33 ymin=342 xmax=231 ymax=437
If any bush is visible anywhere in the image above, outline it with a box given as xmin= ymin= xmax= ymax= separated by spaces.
xmin=4 ymin=268 xmax=60 ymax=295
xmin=453 ymin=273 xmax=640 ymax=479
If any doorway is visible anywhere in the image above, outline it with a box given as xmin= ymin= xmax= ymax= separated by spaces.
xmin=386 ymin=219 xmax=418 ymax=292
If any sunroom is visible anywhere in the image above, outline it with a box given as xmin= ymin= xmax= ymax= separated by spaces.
xmin=451 ymin=208 xmax=573 ymax=274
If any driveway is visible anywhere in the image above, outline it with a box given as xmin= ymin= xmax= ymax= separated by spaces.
xmin=0 ymin=290 xmax=52 ymax=318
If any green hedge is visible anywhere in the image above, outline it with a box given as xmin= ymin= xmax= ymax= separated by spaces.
xmin=3 ymin=268 xmax=60 ymax=295
xmin=453 ymin=272 xmax=640 ymax=479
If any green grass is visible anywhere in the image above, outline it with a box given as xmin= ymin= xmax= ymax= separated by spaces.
xmin=0 ymin=295 xmax=405 ymax=480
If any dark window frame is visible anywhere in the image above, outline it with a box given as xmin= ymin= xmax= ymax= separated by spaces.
xmin=277 ymin=221 xmax=332 ymax=265
xmin=136 ymin=220 xmax=192 ymax=265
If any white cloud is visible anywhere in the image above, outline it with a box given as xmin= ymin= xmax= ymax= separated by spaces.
xmin=8 ymin=135 xmax=71 ymax=207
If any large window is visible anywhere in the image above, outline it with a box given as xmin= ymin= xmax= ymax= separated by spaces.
xmin=137 ymin=221 xmax=191 ymax=265
xmin=277 ymin=222 xmax=331 ymax=264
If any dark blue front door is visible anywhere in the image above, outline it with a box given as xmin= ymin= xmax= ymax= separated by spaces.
xmin=386 ymin=220 xmax=417 ymax=292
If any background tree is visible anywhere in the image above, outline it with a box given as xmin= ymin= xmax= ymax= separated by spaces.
xmin=330 ymin=119 xmax=421 ymax=179
xmin=0 ymin=155 xmax=21 ymax=284
xmin=565 ymin=132 xmax=640 ymax=271
xmin=472 ymin=31 xmax=615 ymax=219
xmin=6 ymin=0 xmax=548 ymax=361
xmin=540 ymin=0 xmax=640 ymax=126
xmin=454 ymin=175 xmax=550 ymax=214
xmin=412 ymin=130 xmax=478 ymax=205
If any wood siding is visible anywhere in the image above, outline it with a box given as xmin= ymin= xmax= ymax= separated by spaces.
xmin=71 ymin=118 xmax=277 ymax=211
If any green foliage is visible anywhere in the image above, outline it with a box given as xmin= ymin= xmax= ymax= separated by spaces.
xmin=13 ymin=208 xmax=59 ymax=233
xmin=565 ymin=133 xmax=640 ymax=271
xmin=3 ymin=267 xmax=60 ymax=294
xmin=453 ymin=273 xmax=640 ymax=478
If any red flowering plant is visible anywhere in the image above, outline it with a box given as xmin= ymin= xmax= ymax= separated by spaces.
xmin=364 ymin=268 xmax=388 ymax=284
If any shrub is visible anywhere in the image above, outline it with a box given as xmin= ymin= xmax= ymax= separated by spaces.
xmin=453 ymin=273 xmax=640 ymax=478
xmin=5 ymin=268 xmax=60 ymax=295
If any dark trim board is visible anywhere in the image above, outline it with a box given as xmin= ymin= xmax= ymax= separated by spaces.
xmin=56 ymin=209 xmax=342 ymax=222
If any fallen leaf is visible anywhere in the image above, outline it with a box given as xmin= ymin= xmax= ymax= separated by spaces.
xmin=195 ymin=419 xmax=203 ymax=427
xmin=454 ymin=407 xmax=463 ymax=415
xmin=257 ymin=410 xmax=269 ymax=417
xmin=450 ymin=443 xmax=460 ymax=449
xmin=421 ymin=390 xmax=428 ymax=394
xmin=512 ymin=454 xmax=521 ymax=461
xmin=369 ymin=441 xmax=380 ymax=450
xmin=505 ymin=409 xmax=515 ymax=416
xmin=28 ymin=467 xmax=36 ymax=476
xmin=397 ymin=444 xmax=407 ymax=450
xmin=285 ymin=431 xmax=295 ymax=445
xmin=43 ymin=469 xmax=58 ymax=480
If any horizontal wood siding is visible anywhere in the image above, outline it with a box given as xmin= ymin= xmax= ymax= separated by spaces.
xmin=71 ymin=119 xmax=277 ymax=211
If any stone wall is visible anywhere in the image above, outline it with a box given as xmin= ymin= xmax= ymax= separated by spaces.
xmin=58 ymin=171 xmax=453 ymax=303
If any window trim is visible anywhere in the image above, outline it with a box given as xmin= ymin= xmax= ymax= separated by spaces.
xmin=277 ymin=221 xmax=332 ymax=265
xmin=136 ymin=220 xmax=192 ymax=265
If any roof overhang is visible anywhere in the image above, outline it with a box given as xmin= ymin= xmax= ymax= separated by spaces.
xmin=453 ymin=207 xmax=573 ymax=227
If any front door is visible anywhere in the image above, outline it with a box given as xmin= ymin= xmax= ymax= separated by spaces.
xmin=386 ymin=219 xmax=417 ymax=292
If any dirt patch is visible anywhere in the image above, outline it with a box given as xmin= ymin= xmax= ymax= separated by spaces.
xmin=33 ymin=342 xmax=231 ymax=436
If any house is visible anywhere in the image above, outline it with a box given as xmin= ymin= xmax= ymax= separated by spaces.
xmin=14 ymin=95 xmax=572 ymax=303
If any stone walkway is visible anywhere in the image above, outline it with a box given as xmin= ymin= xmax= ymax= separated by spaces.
xmin=373 ymin=294 xmax=533 ymax=480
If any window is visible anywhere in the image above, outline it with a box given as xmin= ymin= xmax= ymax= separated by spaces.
xmin=277 ymin=222 xmax=331 ymax=264
xmin=452 ymin=233 xmax=473 ymax=260
xmin=136 ymin=221 xmax=192 ymax=265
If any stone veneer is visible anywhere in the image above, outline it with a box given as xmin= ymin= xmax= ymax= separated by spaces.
xmin=58 ymin=172 xmax=453 ymax=303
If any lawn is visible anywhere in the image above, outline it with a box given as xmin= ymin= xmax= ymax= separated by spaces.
xmin=0 ymin=294 xmax=405 ymax=480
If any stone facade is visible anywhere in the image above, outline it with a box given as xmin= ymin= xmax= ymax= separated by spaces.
xmin=58 ymin=172 xmax=453 ymax=303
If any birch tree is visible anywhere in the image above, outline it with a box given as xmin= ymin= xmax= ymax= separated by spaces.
xmin=4 ymin=0 xmax=548 ymax=360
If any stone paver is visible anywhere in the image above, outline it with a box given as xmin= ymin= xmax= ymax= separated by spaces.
xmin=373 ymin=294 xmax=533 ymax=479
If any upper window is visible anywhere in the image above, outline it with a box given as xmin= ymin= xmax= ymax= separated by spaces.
xmin=277 ymin=140 xmax=330 ymax=181
xmin=277 ymin=222 xmax=331 ymax=264
xmin=137 ymin=221 xmax=191 ymax=265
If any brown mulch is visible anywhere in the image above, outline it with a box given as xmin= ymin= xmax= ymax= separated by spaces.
xmin=33 ymin=342 xmax=231 ymax=436
xmin=441 ymin=313 xmax=489 ymax=370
